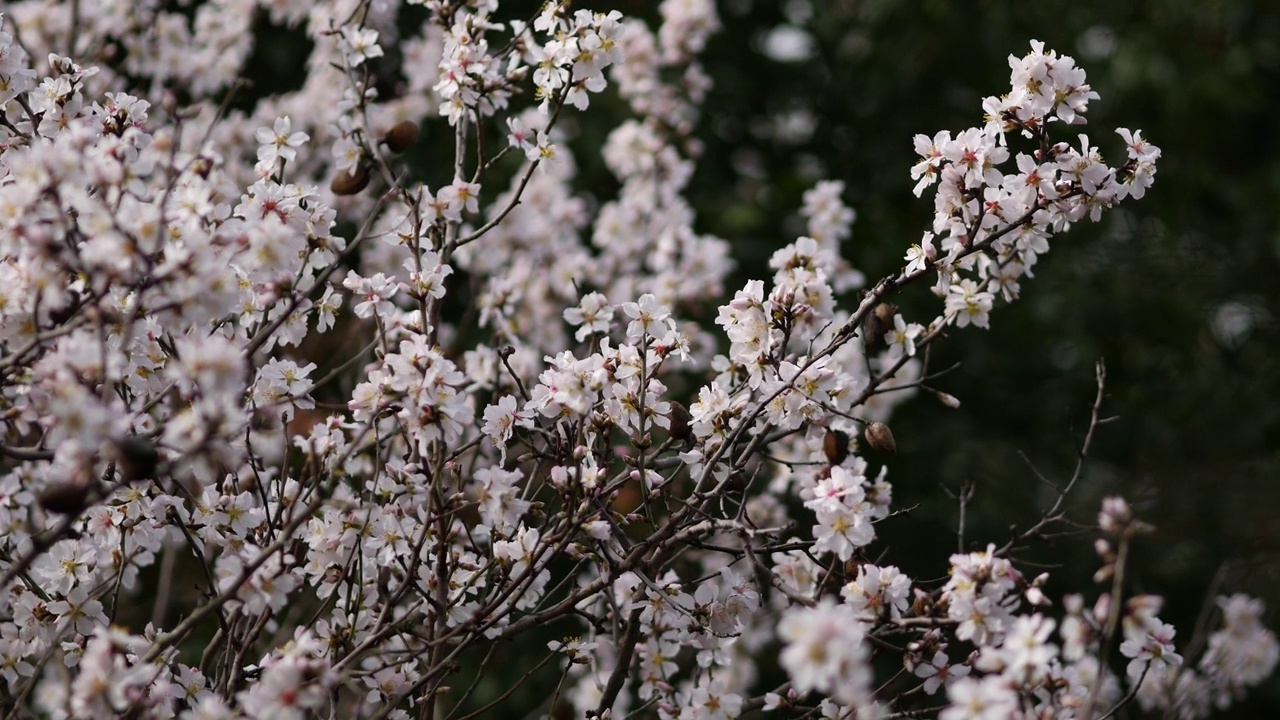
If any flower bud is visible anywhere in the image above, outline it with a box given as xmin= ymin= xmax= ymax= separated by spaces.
xmin=863 ymin=421 xmax=896 ymax=455
xmin=1093 ymin=564 xmax=1115 ymax=584
xmin=911 ymin=588 xmax=936 ymax=617
xmin=383 ymin=120 xmax=420 ymax=154
xmin=934 ymin=390 xmax=961 ymax=409
xmin=1094 ymin=538 xmax=1113 ymax=559
xmin=330 ymin=163 xmax=371 ymax=196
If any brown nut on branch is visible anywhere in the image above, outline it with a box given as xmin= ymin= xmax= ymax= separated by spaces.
xmin=864 ymin=421 xmax=897 ymax=455
xmin=668 ymin=401 xmax=692 ymax=443
xmin=39 ymin=480 xmax=91 ymax=515
xmin=383 ymin=120 xmax=420 ymax=154
xmin=115 ymin=437 xmax=158 ymax=483
xmin=823 ymin=429 xmax=850 ymax=465
xmin=863 ymin=303 xmax=897 ymax=353
xmin=330 ymin=163 xmax=371 ymax=196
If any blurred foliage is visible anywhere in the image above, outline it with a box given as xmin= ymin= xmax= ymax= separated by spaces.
xmin=237 ymin=0 xmax=1280 ymax=712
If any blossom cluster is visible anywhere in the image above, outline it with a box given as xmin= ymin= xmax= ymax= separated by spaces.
xmin=0 ymin=2 xmax=1271 ymax=719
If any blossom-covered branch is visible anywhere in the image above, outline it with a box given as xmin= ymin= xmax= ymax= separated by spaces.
xmin=0 ymin=2 xmax=1270 ymax=720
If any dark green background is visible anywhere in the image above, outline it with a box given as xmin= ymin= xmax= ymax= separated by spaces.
xmin=680 ymin=2 xmax=1280 ymax=714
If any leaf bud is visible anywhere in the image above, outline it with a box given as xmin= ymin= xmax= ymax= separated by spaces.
xmin=863 ymin=421 xmax=897 ymax=455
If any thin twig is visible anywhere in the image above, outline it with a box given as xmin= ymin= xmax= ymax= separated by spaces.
xmin=997 ymin=359 xmax=1109 ymax=556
